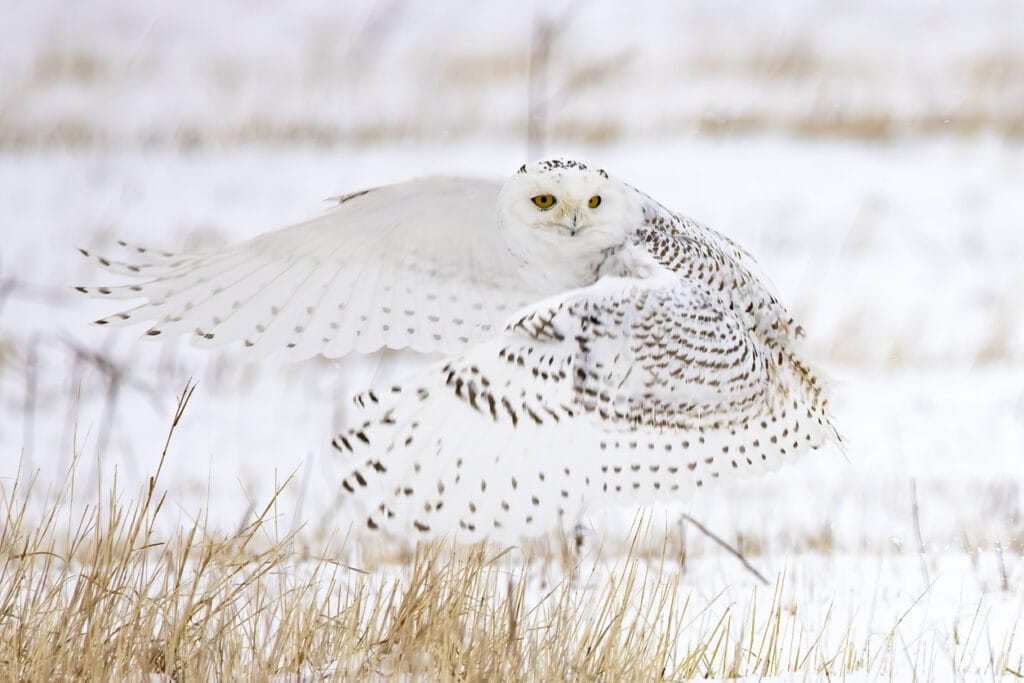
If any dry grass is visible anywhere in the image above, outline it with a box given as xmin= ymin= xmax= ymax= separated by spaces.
xmin=1 ymin=382 xmax=1021 ymax=681
xmin=5 ymin=32 xmax=1024 ymax=152
xmin=4 ymin=109 xmax=1024 ymax=152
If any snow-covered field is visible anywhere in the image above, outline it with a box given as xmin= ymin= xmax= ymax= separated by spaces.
xmin=1 ymin=1 xmax=1022 ymax=679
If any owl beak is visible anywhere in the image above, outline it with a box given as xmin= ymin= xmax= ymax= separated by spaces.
xmin=565 ymin=203 xmax=582 ymax=232
xmin=553 ymin=202 xmax=583 ymax=236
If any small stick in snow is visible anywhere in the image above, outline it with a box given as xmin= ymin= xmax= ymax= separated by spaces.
xmin=996 ymin=541 xmax=1010 ymax=592
xmin=910 ymin=479 xmax=929 ymax=585
xmin=680 ymin=513 xmax=768 ymax=586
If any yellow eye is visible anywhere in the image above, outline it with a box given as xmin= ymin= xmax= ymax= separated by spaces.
xmin=588 ymin=195 xmax=602 ymax=208
xmin=531 ymin=194 xmax=556 ymax=209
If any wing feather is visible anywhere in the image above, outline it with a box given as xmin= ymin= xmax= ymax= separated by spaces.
xmin=79 ymin=176 xmax=549 ymax=357
xmin=331 ymin=276 xmax=840 ymax=541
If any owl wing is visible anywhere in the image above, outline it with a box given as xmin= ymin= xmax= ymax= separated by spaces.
xmin=331 ymin=275 xmax=839 ymax=542
xmin=77 ymin=176 xmax=549 ymax=357
xmin=635 ymin=203 xmax=803 ymax=343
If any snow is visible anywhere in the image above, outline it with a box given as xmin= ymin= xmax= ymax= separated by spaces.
xmin=1 ymin=0 xmax=1022 ymax=678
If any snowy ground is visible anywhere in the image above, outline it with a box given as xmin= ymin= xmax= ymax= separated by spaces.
xmin=3 ymin=138 xmax=1021 ymax=679
xmin=1 ymin=1 xmax=1022 ymax=679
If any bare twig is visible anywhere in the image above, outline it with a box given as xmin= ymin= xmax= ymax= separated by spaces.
xmin=910 ymin=479 xmax=929 ymax=585
xmin=677 ymin=515 xmax=688 ymax=574
xmin=680 ymin=513 xmax=768 ymax=585
xmin=995 ymin=541 xmax=1010 ymax=592
xmin=21 ymin=334 xmax=38 ymax=472
xmin=58 ymin=336 xmax=155 ymax=394
xmin=526 ymin=0 xmax=587 ymax=159
xmin=526 ymin=13 xmax=554 ymax=159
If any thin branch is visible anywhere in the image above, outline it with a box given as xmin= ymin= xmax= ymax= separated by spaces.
xmin=995 ymin=541 xmax=1010 ymax=592
xmin=526 ymin=14 xmax=553 ymax=159
xmin=58 ymin=335 xmax=162 ymax=400
xmin=680 ymin=513 xmax=768 ymax=585
xmin=910 ymin=479 xmax=929 ymax=585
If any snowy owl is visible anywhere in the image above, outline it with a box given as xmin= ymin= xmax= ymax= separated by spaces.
xmin=79 ymin=159 xmax=841 ymax=542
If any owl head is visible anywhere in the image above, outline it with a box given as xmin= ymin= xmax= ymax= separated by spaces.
xmin=496 ymin=159 xmax=640 ymax=287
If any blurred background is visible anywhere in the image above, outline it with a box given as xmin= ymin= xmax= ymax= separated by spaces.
xmin=0 ymin=0 xmax=1022 ymax=562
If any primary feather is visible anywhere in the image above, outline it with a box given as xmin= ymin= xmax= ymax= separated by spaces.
xmin=80 ymin=176 xmax=546 ymax=356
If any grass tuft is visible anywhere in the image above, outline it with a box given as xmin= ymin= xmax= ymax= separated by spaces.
xmin=1 ymin=382 xmax=1021 ymax=680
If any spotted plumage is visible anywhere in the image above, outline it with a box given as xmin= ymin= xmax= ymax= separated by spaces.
xmin=80 ymin=159 xmax=842 ymax=542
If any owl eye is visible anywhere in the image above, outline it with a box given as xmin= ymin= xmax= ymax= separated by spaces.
xmin=531 ymin=194 xmax=556 ymax=209
xmin=588 ymin=195 xmax=602 ymax=208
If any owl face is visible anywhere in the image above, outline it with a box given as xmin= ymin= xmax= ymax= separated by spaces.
xmin=497 ymin=160 xmax=630 ymax=239
xmin=496 ymin=161 xmax=640 ymax=287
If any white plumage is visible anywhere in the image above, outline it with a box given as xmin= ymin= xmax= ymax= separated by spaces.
xmin=80 ymin=177 xmax=542 ymax=356
xmin=80 ymin=159 xmax=841 ymax=542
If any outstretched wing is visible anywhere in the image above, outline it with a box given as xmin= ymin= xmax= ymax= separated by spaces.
xmin=331 ymin=276 xmax=840 ymax=542
xmin=77 ymin=176 xmax=549 ymax=357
